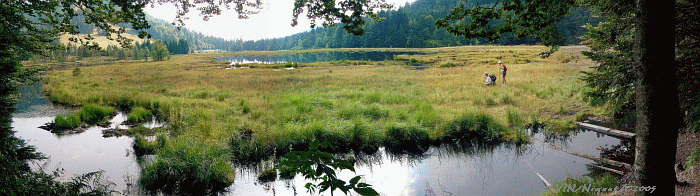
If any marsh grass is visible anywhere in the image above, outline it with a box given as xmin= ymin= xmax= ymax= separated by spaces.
xmin=40 ymin=46 xmax=607 ymax=188
xmin=384 ymin=122 xmax=431 ymax=153
xmin=506 ymin=109 xmax=524 ymax=128
xmin=52 ymin=104 xmax=114 ymax=129
xmin=78 ymin=104 xmax=115 ymax=123
xmin=139 ymin=136 xmax=235 ymax=194
xmin=53 ymin=114 xmax=81 ymax=129
xmin=127 ymin=106 xmax=153 ymax=124
xmin=257 ymin=160 xmax=277 ymax=182
xmin=440 ymin=112 xmax=506 ymax=143
xmin=132 ymin=133 xmax=166 ymax=156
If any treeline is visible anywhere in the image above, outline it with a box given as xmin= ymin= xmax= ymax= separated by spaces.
xmin=43 ymin=0 xmax=604 ymax=53
xmin=32 ymin=39 xmax=187 ymax=63
xmin=228 ymin=0 xmax=603 ymax=51
xmin=129 ymin=15 xmax=237 ymax=52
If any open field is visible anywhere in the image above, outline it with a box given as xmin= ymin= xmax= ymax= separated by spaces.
xmin=34 ymin=45 xmax=608 ymax=190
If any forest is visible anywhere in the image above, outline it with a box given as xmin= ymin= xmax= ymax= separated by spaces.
xmin=233 ymin=0 xmax=602 ymax=51
xmin=62 ymin=0 xmax=603 ymax=52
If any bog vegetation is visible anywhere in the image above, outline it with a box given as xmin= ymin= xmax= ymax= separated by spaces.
xmin=35 ymin=45 xmax=607 ymax=193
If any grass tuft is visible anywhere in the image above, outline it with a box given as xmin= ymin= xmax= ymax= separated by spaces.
xmin=385 ymin=122 xmax=430 ymax=153
xmin=127 ymin=107 xmax=153 ymax=124
xmin=53 ymin=114 xmax=81 ymax=129
xmin=78 ymin=104 xmax=115 ymax=123
xmin=441 ymin=112 xmax=505 ymax=142
xmin=140 ymin=136 xmax=234 ymax=194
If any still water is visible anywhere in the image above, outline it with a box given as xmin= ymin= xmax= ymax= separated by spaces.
xmin=228 ymin=129 xmax=622 ymax=196
xmin=215 ymin=51 xmax=423 ymax=64
xmin=12 ymin=82 xmax=624 ymax=195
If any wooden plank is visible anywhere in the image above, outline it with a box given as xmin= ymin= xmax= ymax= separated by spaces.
xmin=576 ymin=121 xmax=636 ymax=139
xmin=533 ymin=137 xmax=632 ymax=170
xmin=586 ymin=164 xmax=625 ymax=175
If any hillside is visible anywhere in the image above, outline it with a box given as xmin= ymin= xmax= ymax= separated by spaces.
xmin=59 ymin=14 xmax=236 ymax=51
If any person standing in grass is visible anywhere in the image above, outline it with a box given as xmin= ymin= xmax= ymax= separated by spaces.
xmin=499 ymin=61 xmax=507 ymax=85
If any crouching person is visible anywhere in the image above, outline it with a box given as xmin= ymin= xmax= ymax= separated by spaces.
xmin=484 ymin=72 xmax=496 ymax=85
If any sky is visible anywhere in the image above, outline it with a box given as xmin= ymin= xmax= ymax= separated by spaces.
xmin=144 ymin=0 xmax=415 ymax=41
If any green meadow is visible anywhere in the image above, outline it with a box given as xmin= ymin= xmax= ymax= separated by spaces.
xmin=38 ymin=45 xmax=608 ymax=191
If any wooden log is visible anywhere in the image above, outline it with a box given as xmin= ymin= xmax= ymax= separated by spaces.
xmin=576 ymin=121 xmax=636 ymax=139
xmin=533 ymin=137 xmax=632 ymax=170
xmin=585 ymin=163 xmax=625 ymax=175
xmin=524 ymin=159 xmax=552 ymax=189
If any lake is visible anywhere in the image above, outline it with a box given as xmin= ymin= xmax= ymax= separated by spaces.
xmin=12 ymin=82 xmax=626 ymax=195
xmin=215 ymin=51 xmax=424 ymax=64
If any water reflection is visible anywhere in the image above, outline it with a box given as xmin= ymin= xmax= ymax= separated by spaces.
xmin=228 ymin=128 xmax=623 ymax=196
xmin=11 ymin=83 xmax=143 ymax=193
xmin=215 ymin=51 xmax=423 ymax=64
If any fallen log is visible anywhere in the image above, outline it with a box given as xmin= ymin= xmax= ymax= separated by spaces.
xmin=524 ymin=159 xmax=552 ymax=189
xmin=533 ymin=137 xmax=632 ymax=171
xmin=576 ymin=121 xmax=636 ymax=139
xmin=585 ymin=163 xmax=625 ymax=175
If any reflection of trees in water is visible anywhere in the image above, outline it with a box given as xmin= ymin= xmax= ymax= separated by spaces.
xmin=529 ymin=123 xmax=633 ymax=178
xmin=350 ymin=138 xmax=533 ymax=169
xmin=599 ymin=139 xmax=635 ymax=166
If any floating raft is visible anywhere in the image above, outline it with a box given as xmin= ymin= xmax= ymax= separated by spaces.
xmin=576 ymin=121 xmax=636 ymax=139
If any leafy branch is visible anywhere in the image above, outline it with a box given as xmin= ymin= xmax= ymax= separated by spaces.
xmin=276 ymin=139 xmax=379 ymax=196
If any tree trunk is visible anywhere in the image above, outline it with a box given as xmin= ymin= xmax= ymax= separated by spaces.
xmin=632 ymin=0 xmax=679 ymax=195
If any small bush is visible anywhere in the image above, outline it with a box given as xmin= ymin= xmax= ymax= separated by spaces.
xmin=127 ymin=107 xmax=153 ymax=124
